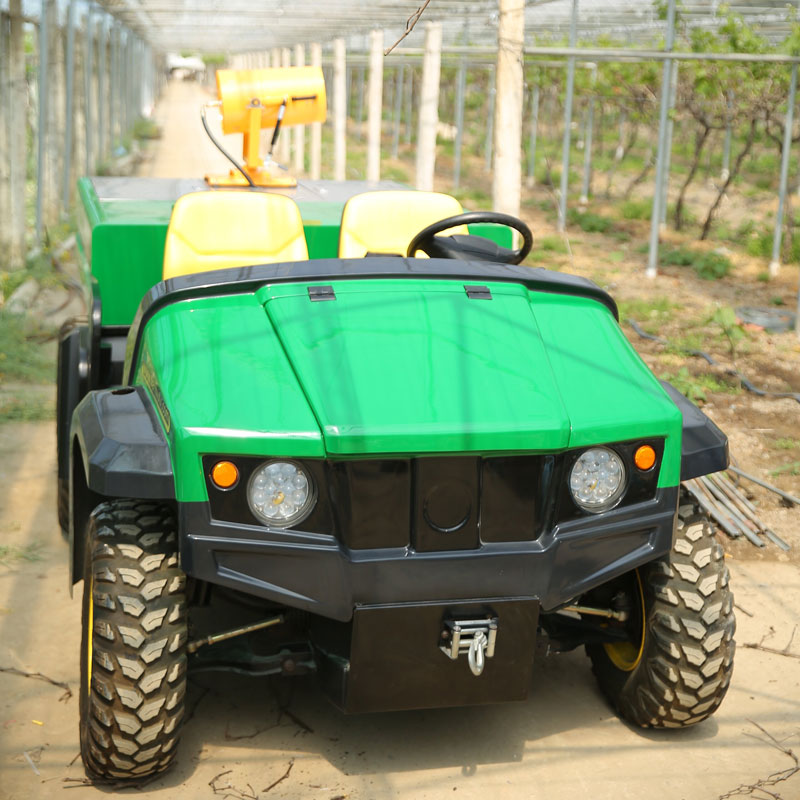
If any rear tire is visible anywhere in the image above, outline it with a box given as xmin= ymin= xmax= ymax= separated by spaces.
xmin=587 ymin=489 xmax=735 ymax=727
xmin=79 ymin=500 xmax=187 ymax=780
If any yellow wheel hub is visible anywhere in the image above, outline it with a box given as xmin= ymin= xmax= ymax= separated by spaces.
xmin=603 ymin=570 xmax=646 ymax=672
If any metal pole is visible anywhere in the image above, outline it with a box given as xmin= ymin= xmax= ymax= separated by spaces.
xmin=484 ymin=65 xmax=495 ymax=171
xmin=62 ymin=0 xmax=76 ymax=209
xmin=721 ymin=90 xmax=733 ymax=182
xmin=366 ymin=29 xmax=383 ymax=182
xmin=557 ymin=0 xmax=579 ymax=232
xmin=333 ymin=38 xmax=346 ymax=181
xmin=404 ymin=66 xmax=413 ymax=144
xmin=770 ymin=62 xmax=797 ymax=277
xmin=36 ymin=0 xmax=51 ymax=242
xmin=392 ymin=65 xmax=404 ymax=160
xmin=579 ymin=66 xmax=596 ymax=205
xmin=660 ymin=58 xmax=679 ymax=228
xmin=527 ymin=85 xmax=539 ymax=187
xmin=646 ymin=0 xmax=677 ymax=279
xmin=453 ymin=60 xmax=466 ymax=188
xmin=415 ymin=21 xmax=442 ymax=192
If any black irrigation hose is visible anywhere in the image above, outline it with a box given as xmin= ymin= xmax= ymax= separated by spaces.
xmin=626 ymin=318 xmax=800 ymax=406
xmin=200 ymin=105 xmax=255 ymax=188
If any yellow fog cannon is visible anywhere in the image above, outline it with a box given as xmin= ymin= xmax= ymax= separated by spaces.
xmin=204 ymin=67 xmax=327 ymax=188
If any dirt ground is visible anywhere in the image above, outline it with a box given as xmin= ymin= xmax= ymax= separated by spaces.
xmin=2 ymin=80 xmax=799 ymax=800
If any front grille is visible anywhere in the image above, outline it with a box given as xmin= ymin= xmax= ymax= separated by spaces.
xmin=204 ymin=454 xmax=551 ymax=551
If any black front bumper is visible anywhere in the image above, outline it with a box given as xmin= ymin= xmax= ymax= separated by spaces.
xmin=179 ymin=486 xmax=678 ymax=621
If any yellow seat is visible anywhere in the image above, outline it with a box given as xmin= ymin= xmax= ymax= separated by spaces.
xmin=338 ymin=190 xmax=469 ymax=258
xmin=162 ymin=190 xmax=308 ymax=280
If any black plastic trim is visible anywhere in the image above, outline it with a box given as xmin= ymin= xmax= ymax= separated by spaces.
xmin=178 ymin=485 xmax=678 ymax=622
xmin=71 ymin=385 xmax=175 ymax=498
xmin=660 ymin=381 xmax=730 ymax=480
xmin=122 ymin=258 xmax=618 ymax=382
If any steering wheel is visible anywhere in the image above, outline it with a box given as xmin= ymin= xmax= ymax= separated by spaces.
xmin=406 ymin=211 xmax=533 ymax=265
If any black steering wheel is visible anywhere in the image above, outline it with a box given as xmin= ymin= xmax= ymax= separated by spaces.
xmin=406 ymin=211 xmax=533 ymax=265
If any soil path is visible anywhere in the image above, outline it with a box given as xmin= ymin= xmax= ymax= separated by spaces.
xmin=2 ymin=80 xmax=799 ymax=800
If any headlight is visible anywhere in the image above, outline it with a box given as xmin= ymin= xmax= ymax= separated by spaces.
xmin=247 ymin=460 xmax=316 ymax=528
xmin=569 ymin=447 xmax=626 ymax=513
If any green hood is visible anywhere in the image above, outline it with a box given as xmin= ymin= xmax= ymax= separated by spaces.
xmin=136 ymin=278 xmax=681 ymax=502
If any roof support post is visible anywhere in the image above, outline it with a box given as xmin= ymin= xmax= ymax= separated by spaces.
xmin=771 ymin=62 xmax=797 ymax=276
xmin=646 ymin=0 xmax=677 ymax=278
xmin=7 ymin=0 xmax=26 ymax=267
xmin=294 ymin=43 xmax=305 ymax=175
xmin=415 ymin=21 xmax=442 ymax=192
xmin=557 ymin=0 xmax=579 ymax=232
xmin=493 ymin=0 xmax=524 ymax=218
xmin=310 ymin=42 xmax=322 ymax=180
xmin=526 ymin=85 xmax=539 ymax=187
xmin=367 ymin=29 xmax=384 ymax=182
xmin=333 ymin=38 xmax=346 ymax=181
xmin=392 ymin=64 xmax=404 ymax=160
xmin=453 ymin=60 xmax=466 ymax=189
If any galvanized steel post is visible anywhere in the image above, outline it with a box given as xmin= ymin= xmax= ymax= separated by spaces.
xmin=557 ymin=0 xmax=579 ymax=232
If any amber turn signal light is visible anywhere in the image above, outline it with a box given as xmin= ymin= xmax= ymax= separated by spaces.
xmin=634 ymin=445 xmax=656 ymax=471
xmin=211 ymin=460 xmax=239 ymax=489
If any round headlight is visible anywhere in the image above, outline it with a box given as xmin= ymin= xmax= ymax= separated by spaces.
xmin=247 ymin=460 xmax=316 ymax=528
xmin=569 ymin=447 xmax=626 ymax=513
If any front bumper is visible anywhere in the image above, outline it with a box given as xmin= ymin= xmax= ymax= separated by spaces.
xmin=179 ymin=486 xmax=679 ymax=621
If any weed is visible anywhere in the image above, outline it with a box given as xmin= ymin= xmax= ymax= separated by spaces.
xmin=773 ymin=437 xmax=800 ymax=450
xmin=757 ymin=271 xmax=770 ymax=282
xmin=659 ymin=366 xmax=736 ymax=404
xmin=770 ymin=296 xmax=785 ymax=306
xmin=769 ymin=461 xmax=800 ymax=477
xmin=567 ymin=209 xmax=613 ymax=233
xmin=0 ymin=395 xmax=54 ymax=421
xmin=0 ymin=311 xmax=54 ymax=383
xmin=620 ymin=198 xmax=652 ymax=220
xmin=609 ymin=250 xmax=626 ymax=263
xmin=534 ymin=235 xmax=568 ymax=254
xmin=132 ymin=117 xmax=161 ymax=141
xmin=710 ymin=305 xmax=746 ymax=359
xmin=0 ymin=543 xmax=44 ymax=566
xmin=619 ymin=296 xmax=678 ymax=324
xmin=661 ymin=247 xmax=732 ymax=280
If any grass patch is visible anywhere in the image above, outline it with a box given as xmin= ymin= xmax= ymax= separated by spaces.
xmin=567 ymin=208 xmax=614 ymax=233
xmin=659 ymin=366 xmax=737 ymax=404
xmin=660 ymin=247 xmax=732 ymax=280
xmin=618 ymin=296 xmax=678 ymax=328
xmin=772 ymin=437 xmax=800 ymax=450
xmin=620 ymin=198 xmax=653 ymax=220
xmin=531 ymin=235 xmax=569 ymax=258
xmin=769 ymin=461 xmax=800 ymax=477
xmin=0 ymin=394 xmax=54 ymax=422
xmin=0 ymin=311 xmax=54 ymax=383
xmin=0 ymin=543 xmax=44 ymax=566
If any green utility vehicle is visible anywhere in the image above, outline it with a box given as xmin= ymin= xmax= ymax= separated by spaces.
xmin=60 ymin=172 xmax=734 ymax=781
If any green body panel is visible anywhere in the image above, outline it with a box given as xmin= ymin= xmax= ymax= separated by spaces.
xmin=133 ymin=280 xmax=682 ymax=503
xmin=76 ymin=178 xmax=511 ymax=326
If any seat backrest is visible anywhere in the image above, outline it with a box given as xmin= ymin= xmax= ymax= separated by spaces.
xmin=163 ymin=190 xmax=308 ymax=280
xmin=338 ymin=190 xmax=469 ymax=258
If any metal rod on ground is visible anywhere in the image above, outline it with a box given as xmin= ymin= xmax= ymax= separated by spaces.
xmin=764 ymin=529 xmax=791 ymax=551
xmin=557 ymin=0 xmax=579 ymax=232
xmin=63 ymin=0 xmax=76 ymax=210
xmin=527 ymin=84 xmax=539 ymax=187
xmin=700 ymin=476 xmax=766 ymax=547
xmin=728 ymin=466 xmax=800 ymax=506
xmin=579 ymin=65 xmax=596 ymax=205
xmin=392 ymin=64 xmax=404 ymax=160
xmin=646 ymin=0 xmax=676 ymax=278
xmin=453 ymin=60 xmax=466 ymax=188
xmin=770 ymin=62 xmax=798 ymax=277
xmin=484 ymin=65 xmax=495 ymax=172
xmin=716 ymin=472 xmax=759 ymax=514
xmin=660 ymin=59 xmax=678 ymax=228
xmin=684 ymin=479 xmax=742 ymax=539
xmin=708 ymin=473 xmax=764 ymax=531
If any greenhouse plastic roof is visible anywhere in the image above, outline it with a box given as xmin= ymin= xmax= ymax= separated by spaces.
xmin=7 ymin=0 xmax=799 ymax=54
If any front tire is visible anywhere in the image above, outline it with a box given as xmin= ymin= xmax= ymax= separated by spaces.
xmin=79 ymin=500 xmax=187 ymax=780
xmin=587 ymin=489 xmax=735 ymax=727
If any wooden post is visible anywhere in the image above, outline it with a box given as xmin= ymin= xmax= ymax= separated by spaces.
xmin=493 ymin=0 xmax=524 ymax=216
xmin=367 ymin=29 xmax=383 ymax=182
xmin=294 ymin=43 xmax=305 ymax=174
xmin=333 ymin=38 xmax=346 ymax=181
xmin=310 ymin=42 xmax=322 ymax=180
xmin=415 ymin=22 xmax=442 ymax=192
xmin=7 ymin=0 xmax=26 ymax=266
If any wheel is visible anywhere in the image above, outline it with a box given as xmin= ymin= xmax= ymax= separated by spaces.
xmin=406 ymin=211 xmax=533 ymax=264
xmin=586 ymin=489 xmax=735 ymax=727
xmin=79 ymin=500 xmax=188 ymax=780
